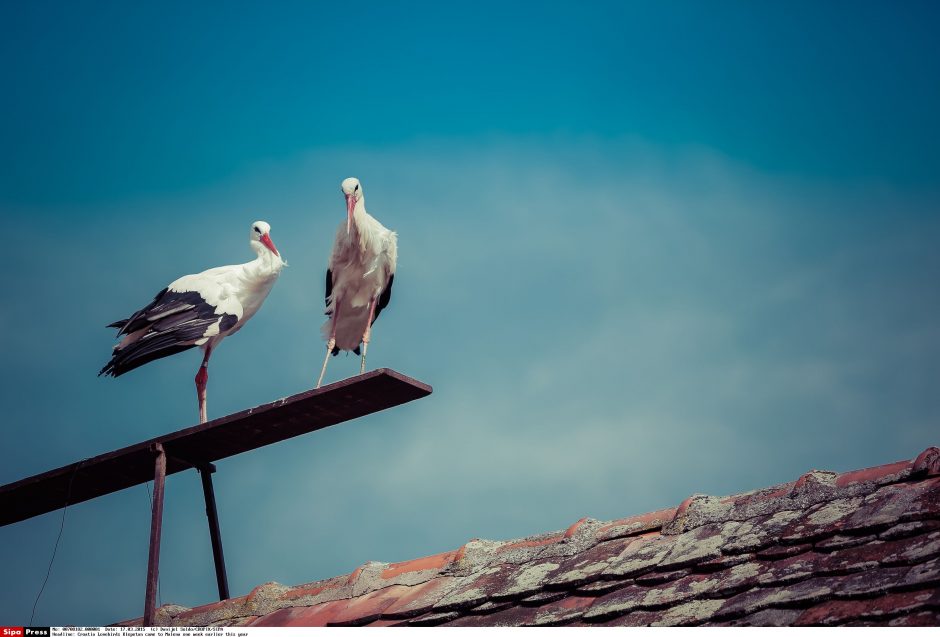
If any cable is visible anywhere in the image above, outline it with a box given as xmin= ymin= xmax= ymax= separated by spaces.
xmin=30 ymin=459 xmax=84 ymax=625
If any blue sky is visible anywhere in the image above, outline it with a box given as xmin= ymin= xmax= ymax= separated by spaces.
xmin=2 ymin=0 xmax=939 ymax=625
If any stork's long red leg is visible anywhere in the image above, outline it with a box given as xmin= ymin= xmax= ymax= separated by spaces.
xmin=317 ymin=304 xmax=339 ymax=389
xmin=360 ymin=296 xmax=378 ymax=375
xmin=195 ymin=346 xmax=213 ymax=423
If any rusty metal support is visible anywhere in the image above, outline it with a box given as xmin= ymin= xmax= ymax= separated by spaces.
xmin=198 ymin=464 xmax=229 ymax=600
xmin=144 ymin=443 xmax=166 ymax=625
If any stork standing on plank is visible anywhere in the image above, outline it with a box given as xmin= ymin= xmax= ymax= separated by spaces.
xmin=317 ymin=177 xmax=397 ymax=388
xmin=100 ymin=221 xmax=285 ymax=423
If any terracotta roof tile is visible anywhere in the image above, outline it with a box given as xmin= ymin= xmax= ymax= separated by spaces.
xmin=575 ymin=579 xmax=631 ymax=596
xmin=381 ymin=550 xmax=456 ymax=580
xmin=170 ymin=595 xmax=248 ymax=627
xmin=694 ymin=552 xmax=752 ymax=572
xmin=887 ymin=610 xmax=940 ymax=626
xmin=325 ymin=584 xmax=409 ymax=627
xmin=657 ymin=521 xmax=739 ymax=569
xmin=795 ymin=588 xmax=940 ymax=626
xmin=578 ymin=584 xmax=646 ymax=621
xmin=442 ymin=604 xmax=542 ymax=627
xmin=652 ymin=598 xmax=728 ymax=626
xmin=380 ymin=575 xmax=458 ymax=619
xmin=903 ymin=557 xmax=940 ymax=589
xmin=778 ymin=496 xmax=866 ymax=543
xmin=755 ymin=542 xmax=813 ymax=560
xmin=544 ymin=533 xmax=637 ymax=588
xmin=467 ymin=599 xmax=514 ymax=614
xmin=119 ymin=446 xmax=940 ymax=628
xmin=835 ymin=460 xmax=913 ymax=488
xmin=361 ymin=618 xmax=402 ymax=626
xmin=634 ymin=567 xmax=693 ymax=585
xmin=278 ymin=575 xmax=350 ymax=604
xmin=431 ymin=563 xmax=516 ymax=611
xmin=814 ymin=533 xmax=871 ymax=551
xmin=879 ymin=518 xmax=940 ymax=541
xmin=402 ymin=610 xmax=461 ymax=626
xmin=595 ymin=508 xmax=676 ymax=541
xmin=518 ymin=589 xmax=566 ymax=606
xmin=721 ymin=509 xmax=802 ymax=554
xmin=594 ymin=608 xmax=660 ymax=627
xmin=601 ymin=534 xmax=673 ymax=579
xmin=249 ymin=600 xmax=346 ymax=627
xmin=492 ymin=532 xmax=564 ymax=564
xmin=705 ymin=607 xmax=804 ymax=626
xmin=449 ymin=594 xmax=595 ymax=627
xmin=526 ymin=594 xmax=595 ymax=625
xmin=912 ymin=447 xmax=940 ymax=476
xmin=563 ymin=517 xmax=590 ymax=539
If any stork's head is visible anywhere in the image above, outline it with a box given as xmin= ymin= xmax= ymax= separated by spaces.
xmin=250 ymin=220 xmax=280 ymax=257
xmin=341 ymin=177 xmax=362 ymax=235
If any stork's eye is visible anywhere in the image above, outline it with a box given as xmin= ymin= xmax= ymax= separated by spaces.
xmin=354 ymin=184 xmax=359 ymax=191
xmin=253 ymin=226 xmax=260 ymax=233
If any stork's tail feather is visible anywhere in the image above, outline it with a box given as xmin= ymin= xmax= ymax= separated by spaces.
xmin=107 ymin=318 xmax=129 ymax=330
xmin=99 ymin=335 xmax=196 ymax=378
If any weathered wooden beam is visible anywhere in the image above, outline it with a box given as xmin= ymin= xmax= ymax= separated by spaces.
xmin=0 ymin=369 xmax=432 ymax=526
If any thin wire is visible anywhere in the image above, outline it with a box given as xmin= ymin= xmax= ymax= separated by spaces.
xmin=30 ymin=459 xmax=84 ymax=625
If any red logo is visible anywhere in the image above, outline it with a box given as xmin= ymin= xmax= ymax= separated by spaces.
xmin=1 ymin=629 xmax=24 ymax=637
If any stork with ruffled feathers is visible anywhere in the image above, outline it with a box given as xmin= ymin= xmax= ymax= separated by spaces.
xmin=317 ymin=177 xmax=397 ymax=388
xmin=100 ymin=221 xmax=285 ymax=423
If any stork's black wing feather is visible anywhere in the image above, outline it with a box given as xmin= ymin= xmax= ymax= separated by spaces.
xmin=100 ymin=289 xmax=237 ymax=377
xmin=372 ymin=274 xmax=394 ymax=325
xmin=107 ymin=287 xmax=170 ymax=333
xmin=325 ymin=268 xmax=333 ymax=311
xmin=108 ymin=288 xmax=203 ymax=336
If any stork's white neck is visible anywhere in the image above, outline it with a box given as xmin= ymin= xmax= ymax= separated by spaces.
xmin=352 ymin=196 xmax=367 ymax=221
xmin=246 ymin=244 xmax=285 ymax=279
xmin=344 ymin=197 xmax=370 ymax=244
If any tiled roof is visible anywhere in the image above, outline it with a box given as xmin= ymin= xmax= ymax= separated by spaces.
xmin=121 ymin=447 xmax=940 ymax=627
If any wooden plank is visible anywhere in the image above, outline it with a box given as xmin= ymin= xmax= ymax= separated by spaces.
xmin=0 ymin=369 xmax=432 ymax=526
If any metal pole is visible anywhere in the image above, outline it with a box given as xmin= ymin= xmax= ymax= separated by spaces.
xmin=198 ymin=464 xmax=230 ymax=600
xmin=144 ymin=443 xmax=166 ymax=625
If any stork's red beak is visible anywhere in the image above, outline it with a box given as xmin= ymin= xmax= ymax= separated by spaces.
xmin=345 ymin=193 xmax=356 ymax=235
xmin=260 ymin=233 xmax=280 ymax=257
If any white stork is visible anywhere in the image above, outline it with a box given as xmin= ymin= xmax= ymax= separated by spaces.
xmin=100 ymin=221 xmax=285 ymax=423
xmin=317 ymin=177 xmax=397 ymax=388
